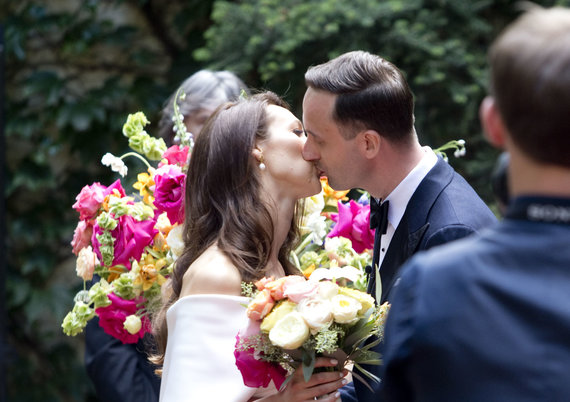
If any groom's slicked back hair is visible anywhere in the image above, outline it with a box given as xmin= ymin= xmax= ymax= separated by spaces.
xmin=489 ymin=6 xmax=570 ymax=167
xmin=305 ymin=50 xmax=415 ymax=143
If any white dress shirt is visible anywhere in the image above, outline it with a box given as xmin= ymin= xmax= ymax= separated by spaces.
xmin=376 ymin=147 xmax=438 ymax=267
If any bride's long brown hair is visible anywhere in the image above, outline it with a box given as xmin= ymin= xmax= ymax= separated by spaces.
xmin=150 ymin=92 xmax=303 ymax=370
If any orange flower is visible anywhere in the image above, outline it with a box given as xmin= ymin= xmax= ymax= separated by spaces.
xmin=320 ymin=177 xmax=349 ymax=202
xmin=246 ymin=289 xmax=275 ymax=321
xmin=134 ymin=262 xmax=166 ymax=291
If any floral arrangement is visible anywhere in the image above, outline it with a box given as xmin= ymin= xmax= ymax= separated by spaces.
xmin=235 ymin=275 xmax=391 ymax=390
xmin=61 ymin=93 xmax=193 ymax=343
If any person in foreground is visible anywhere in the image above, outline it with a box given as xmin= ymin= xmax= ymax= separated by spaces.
xmin=84 ymin=69 xmax=249 ymax=402
xmin=382 ymin=6 xmax=570 ymax=401
xmin=301 ymin=50 xmax=496 ymax=401
xmin=151 ymin=92 xmax=347 ymax=401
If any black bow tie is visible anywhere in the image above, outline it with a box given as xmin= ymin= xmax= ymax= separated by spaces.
xmin=370 ymin=198 xmax=390 ymax=234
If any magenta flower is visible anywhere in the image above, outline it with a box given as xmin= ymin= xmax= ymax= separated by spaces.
xmin=71 ymin=220 xmax=94 ymax=255
xmin=160 ymin=145 xmax=189 ymax=167
xmin=328 ymin=200 xmax=375 ymax=253
xmin=72 ymin=180 xmax=126 ymax=220
xmin=153 ymin=165 xmax=185 ymax=224
xmin=92 ymin=214 xmax=158 ymax=268
xmin=235 ymin=321 xmax=287 ymax=389
xmin=96 ymin=293 xmax=150 ymax=344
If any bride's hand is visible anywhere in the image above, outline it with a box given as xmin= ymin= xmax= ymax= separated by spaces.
xmin=262 ymin=357 xmax=348 ymax=402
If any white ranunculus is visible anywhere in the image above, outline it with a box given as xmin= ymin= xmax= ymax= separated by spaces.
xmin=316 ymin=280 xmax=340 ymax=300
xmin=76 ymin=246 xmax=98 ymax=281
xmin=123 ymin=314 xmax=142 ymax=334
xmin=331 ymin=294 xmax=362 ymax=324
xmin=298 ymin=297 xmax=333 ymax=333
xmin=166 ymin=224 xmax=185 ymax=258
xmin=269 ymin=311 xmax=310 ymax=349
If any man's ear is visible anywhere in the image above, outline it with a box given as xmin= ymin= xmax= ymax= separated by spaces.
xmin=359 ymin=130 xmax=381 ymax=159
xmin=480 ymin=96 xmax=506 ymax=148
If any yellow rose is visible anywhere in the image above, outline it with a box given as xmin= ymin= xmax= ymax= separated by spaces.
xmin=260 ymin=300 xmax=297 ymax=333
xmin=269 ymin=312 xmax=310 ymax=349
xmin=339 ymin=287 xmax=375 ymax=315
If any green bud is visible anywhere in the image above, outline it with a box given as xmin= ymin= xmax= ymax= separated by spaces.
xmin=97 ymin=212 xmax=118 ymax=231
xmin=122 ymin=112 xmax=149 ymax=138
xmin=62 ymin=311 xmax=85 ymax=336
xmin=108 ymin=198 xmax=131 ymax=217
xmin=89 ymin=280 xmax=112 ymax=308
xmin=128 ymin=132 xmax=147 ymax=154
xmin=113 ymin=272 xmax=136 ymax=300
xmin=130 ymin=202 xmax=154 ymax=221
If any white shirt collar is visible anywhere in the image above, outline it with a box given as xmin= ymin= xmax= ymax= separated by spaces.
xmin=383 ymin=147 xmax=438 ymax=230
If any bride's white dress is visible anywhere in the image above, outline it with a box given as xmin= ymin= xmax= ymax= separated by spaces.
xmin=159 ymin=294 xmax=278 ymax=401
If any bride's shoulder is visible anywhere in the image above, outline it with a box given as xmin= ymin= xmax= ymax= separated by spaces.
xmin=179 ymin=245 xmax=243 ymax=297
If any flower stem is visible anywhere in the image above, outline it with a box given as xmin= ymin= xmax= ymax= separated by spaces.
xmin=120 ymin=152 xmax=152 ymax=170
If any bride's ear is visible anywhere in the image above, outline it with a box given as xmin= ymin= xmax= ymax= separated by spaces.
xmin=252 ymin=146 xmax=263 ymax=163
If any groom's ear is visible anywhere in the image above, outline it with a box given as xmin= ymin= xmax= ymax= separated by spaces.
xmin=359 ymin=130 xmax=381 ymax=159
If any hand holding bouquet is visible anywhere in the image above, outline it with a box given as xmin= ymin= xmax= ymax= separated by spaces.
xmin=235 ymin=275 xmax=390 ymax=391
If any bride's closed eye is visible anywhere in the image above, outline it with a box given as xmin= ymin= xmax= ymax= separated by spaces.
xmin=292 ymin=128 xmax=304 ymax=137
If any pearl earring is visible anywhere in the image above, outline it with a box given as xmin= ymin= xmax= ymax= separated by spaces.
xmin=257 ymin=152 xmax=266 ymax=170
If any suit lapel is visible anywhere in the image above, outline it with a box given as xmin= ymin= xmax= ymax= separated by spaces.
xmin=373 ymin=158 xmax=454 ymax=303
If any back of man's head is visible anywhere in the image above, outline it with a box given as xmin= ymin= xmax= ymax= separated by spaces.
xmin=489 ymin=7 xmax=570 ymax=167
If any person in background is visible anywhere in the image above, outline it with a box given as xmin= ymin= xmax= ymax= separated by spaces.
xmin=158 ymin=69 xmax=249 ymax=144
xmin=381 ymin=6 xmax=570 ymax=401
xmin=84 ymin=69 xmax=249 ymax=402
xmin=300 ymin=50 xmax=497 ymax=402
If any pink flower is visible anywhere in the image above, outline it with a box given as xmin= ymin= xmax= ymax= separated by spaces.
xmin=92 ymin=214 xmax=158 ymax=268
xmin=235 ymin=320 xmax=287 ymax=389
xmin=71 ymin=220 xmax=94 ymax=255
xmin=283 ymin=280 xmax=318 ymax=303
xmin=161 ymin=145 xmax=190 ymax=167
xmin=153 ymin=165 xmax=185 ymax=225
xmin=328 ymin=200 xmax=375 ymax=253
xmin=96 ymin=293 xmax=150 ymax=344
xmin=72 ymin=180 xmax=126 ymax=220
xmin=265 ymin=276 xmax=306 ymax=300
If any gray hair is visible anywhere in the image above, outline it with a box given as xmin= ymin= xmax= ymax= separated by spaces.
xmin=158 ymin=70 xmax=249 ymax=142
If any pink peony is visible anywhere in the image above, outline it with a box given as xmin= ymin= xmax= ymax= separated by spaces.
xmin=96 ymin=293 xmax=150 ymax=344
xmin=161 ymin=145 xmax=190 ymax=167
xmin=235 ymin=320 xmax=287 ymax=389
xmin=328 ymin=200 xmax=375 ymax=253
xmin=71 ymin=220 xmax=94 ymax=255
xmin=153 ymin=165 xmax=185 ymax=225
xmin=92 ymin=214 xmax=158 ymax=268
xmin=264 ymin=276 xmax=306 ymax=301
xmin=72 ymin=180 xmax=126 ymax=220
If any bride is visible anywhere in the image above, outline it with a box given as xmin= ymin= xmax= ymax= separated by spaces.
xmin=151 ymin=92 xmax=347 ymax=401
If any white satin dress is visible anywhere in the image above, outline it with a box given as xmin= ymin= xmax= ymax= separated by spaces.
xmin=159 ymin=294 xmax=278 ymax=401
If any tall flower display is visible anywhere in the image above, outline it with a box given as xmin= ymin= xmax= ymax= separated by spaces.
xmin=62 ymin=95 xmax=193 ymax=343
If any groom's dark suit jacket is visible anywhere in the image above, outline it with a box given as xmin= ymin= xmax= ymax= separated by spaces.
xmin=381 ymin=196 xmax=570 ymax=401
xmin=341 ymin=157 xmax=497 ymax=402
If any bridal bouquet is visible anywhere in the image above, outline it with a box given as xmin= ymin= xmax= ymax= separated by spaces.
xmin=235 ymin=275 xmax=391 ymax=390
xmin=62 ymin=94 xmax=193 ymax=343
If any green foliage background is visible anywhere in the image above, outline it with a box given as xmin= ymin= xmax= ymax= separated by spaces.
xmin=3 ymin=0 xmax=569 ymax=399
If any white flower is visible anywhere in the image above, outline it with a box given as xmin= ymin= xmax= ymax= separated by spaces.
xmin=76 ymin=246 xmax=99 ymax=281
xmin=269 ymin=311 xmax=310 ymax=349
xmin=123 ymin=315 xmax=142 ymax=334
xmin=309 ymin=266 xmax=363 ymax=284
xmin=101 ymin=153 xmax=128 ymax=177
xmin=304 ymin=192 xmax=325 ymax=215
xmin=316 ymin=280 xmax=340 ymax=300
xmin=166 ymin=224 xmax=185 ymax=258
xmin=331 ymin=294 xmax=362 ymax=324
xmin=301 ymin=213 xmax=327 ymax=245
xmin=297 ymin=297 xmax=333 ymax=333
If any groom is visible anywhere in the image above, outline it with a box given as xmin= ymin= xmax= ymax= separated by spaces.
xmin=301 ymin=50 xmax=497 ymax=401
xmin=381 ymin=6 xmax=570 ymax=401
